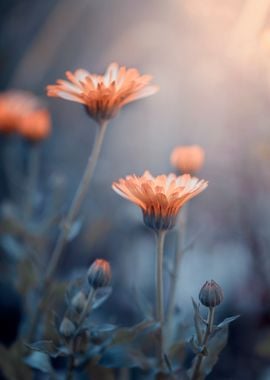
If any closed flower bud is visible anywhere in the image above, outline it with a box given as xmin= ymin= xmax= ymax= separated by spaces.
xmin=71 ymin=291 xmax=87 ymax=313
xmin=87 ymin=259 xmax=111 ymax=289
xmin=199 ymin=280 xmax=224 ymax=308
xmin=59 ymin=317 xmax=76 ymax=338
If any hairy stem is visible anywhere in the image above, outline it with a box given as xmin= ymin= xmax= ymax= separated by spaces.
xmin=27 ymin=121 xmax=108 ymax=341
xmin=191 ymin=307 xmax=215 ymax=380
xmin=156 ymin=230 xmax=166 ymax=371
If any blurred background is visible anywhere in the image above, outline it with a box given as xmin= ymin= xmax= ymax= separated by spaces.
xmin=1 ymin=0 xmax=270 ymax=379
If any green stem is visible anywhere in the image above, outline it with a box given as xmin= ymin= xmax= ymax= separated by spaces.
xmin=77 ymin=288 xmax=95 ymax=328
xmin=66 ymin=353 xmax=75 ymax=380
xmin=165 ymin=206 xmax=188 ymax=353
xmin=156 ymin=230 xmax=166 ymax=371
xmin=27 ymin=121 xmax=108 ymax=341
xmin=45 ymin=121 xmax=108 ymax=281
xmin=65 ymin=288 xmax=95 ymax=379
xmin=191 ymin=307 xmax=215 ymax=380
xmin=166 ymin=206 xmax=187 ymax=333
xmin=24 ymin=142 xmax=40 ymax=220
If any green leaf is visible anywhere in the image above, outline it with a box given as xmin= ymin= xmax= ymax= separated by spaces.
xmin=200 ymin=325 xmax=229 ymax=376
xmin=24 ymin=352 xmax=54 ymax=374
xmin=191 ymin=298 xmax=205 ymax=345
xmin=67 ymin=220 xmax=82 ymax=241
xmin=65 ymin=275 xmax=89 ymax=305
xmin=92 ymin=287 xmax=112 ymax=309
xmin=189 ymin=336 xmax=203 ymax=355
xmin=217 ymin=315 xmax=240 ymax=328
xmin=26 ymin=340 xmax=68 ymax=358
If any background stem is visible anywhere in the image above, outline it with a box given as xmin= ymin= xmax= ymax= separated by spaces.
xmin=166 ymin=206 xmax=187 ymax=339
xmin=156 ymin=230 xmax=166 ymax=370
xmin=24 ymin=142 xmax=40 ymax=219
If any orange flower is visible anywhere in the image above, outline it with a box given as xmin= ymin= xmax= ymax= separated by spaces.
xmin=112 ymin=171 xmax=208 ymax=231
xmin=18 ymin=109 xmax=51 ymax=141
xmin=47 ymin=62 xmax=159 ymax=124
xmin=0 ymin=90 xmax=51 ymax=141
xmin=170 ymin=145 xmax=205 ymax=174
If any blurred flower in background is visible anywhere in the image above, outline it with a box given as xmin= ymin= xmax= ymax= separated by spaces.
xmin=0 ymin=90 xmax=51 ymax=140
xmin=170 ymin=145 xmax=205 ymax=174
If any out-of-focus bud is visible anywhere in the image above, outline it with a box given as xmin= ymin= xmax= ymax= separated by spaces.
xmin=71 ymin=291 xmax=87 ymax=313
xmin=199 ymin=280 xmax=224 ymax=308
xmin=59 ymin=317 xmax=76 ymax=338
xmin=170 ymin=145 xmax=205 ymax=174
xmin=87 ymin=259 xmax=112 ymax=289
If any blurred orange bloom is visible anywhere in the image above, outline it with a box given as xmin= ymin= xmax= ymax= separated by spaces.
xmin=0 ymin=90 xmax=51 ymax=141
xmin=112 ymin=171 xmax=208 ymax=231
xmin=170 ymin=145 xmax=205 ymax=174
xmin=47 ymin=62 xmax=159 ymax=124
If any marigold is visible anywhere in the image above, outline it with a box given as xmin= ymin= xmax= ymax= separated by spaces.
xmin=0 ymin=90 xmax=51 ymax=141
xmin=112 ymin=171 xmax=208 ymax=231
xmin=170 ymin=145 xmax=205 ymax=174
xmin=46 ymin=62 xmax=159 ymax=124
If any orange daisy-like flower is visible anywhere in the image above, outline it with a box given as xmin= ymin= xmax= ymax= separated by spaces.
xmin=170 ymin=145 xmax=205 ymax=174
xmin=46 ymin=62 xmax=159 ymax=124
xmin=112 ymin=171 xmax=208 ymax=231
xmin=0 ymin=90 xmax=51 ymax=141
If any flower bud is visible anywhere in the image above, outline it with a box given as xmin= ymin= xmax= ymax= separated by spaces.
xmin=87 ymin=259 xmax=111 ymax=289
xmin=59 ymin=317 xmax=76 ymax=338
xmin=71 ymin=291 xmax=87 ymax=313
xmin=199 ymin=280 xmax=224 ymax=308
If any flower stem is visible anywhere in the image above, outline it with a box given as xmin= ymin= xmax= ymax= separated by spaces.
xmin=191 ymin=307 xmax=215 ymax=380
xmin=24 ymin=142 xmax=40 ymax=219
xmin=45 ymin=120 xmax=108 ymax=282
xmin=156 ymin=230 xmax=166 ymax=371
xmin=64 ymin=289 xmax=95 ymax=380
xmin=27 ymin=121 xmax=108 ymax=341
xmin=77 ymin=288 xmax=95 ymax=328
xmin=66 ymin=354 xmax=75 ymax=380
xmin=166 ymin=206 xmax=187 ymax=336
